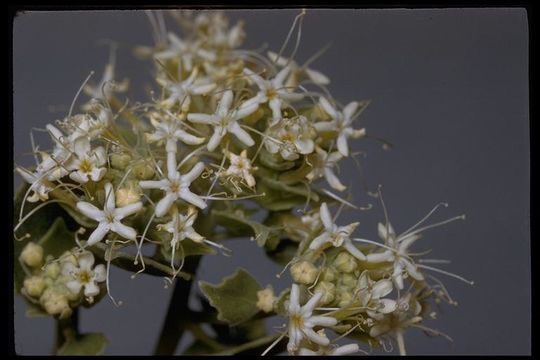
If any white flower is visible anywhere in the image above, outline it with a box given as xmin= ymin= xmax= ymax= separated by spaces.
xmin=146 ymin=114 xmax=205 ymax=153
xmin=364 ymin=222 xmax=425 ymax=290
xmin=83 ymin=55 xmax=128 ymax=108
xmin=159 ymin=67 xmax=216 ymax=110
xmin=157 ymin=206 xmax=204 ymax=247
xmin=287 ymin=284 xmax=338 ymax=354
xmin=61 ymin=250 xmax=106 ymax=298
xmin=305 ymin=147 xmax=346 ymax=192
xmin=368 ymin=293 xmax=423 ymax=338
xmin=267 ymin=51 xmax=330 ymax=87
xmin=15 ymin=166 xmax=53 ymax=203
xmin=301 ymin=208 xmax=322 ymax=233
xmin=69 ymin=103 xmax=112 ymax=139
xmin=264 ymin=116 xmax=315 ymax=160
xmin=309 ymin=202 xmax=366 ymax=261
xmin=357 ymin=270 xmax=397 ymax=317
xmin=155 ymin=33 xmax=216 ymax=71
xmin=298 ymin=343 xmax=360 ymax=356
xmin=139 ymin=153 xmax=207 ymax=217
xmin=187 ymin=90 xmax=258 ymax=151
xmin=66 ymin=137 xmax=107 ymax=183
xmin=76 ymin=182 xmax=143 ymax=245
xmin=243 ymin=67 xmax=304 ymax=124
xmin=36 ymin=124 xmax=76 ymax=180
xmin=314 ymin=97 xmax=367 ymax=157
xmin=223 ymin=149 xmax=257 ymax=187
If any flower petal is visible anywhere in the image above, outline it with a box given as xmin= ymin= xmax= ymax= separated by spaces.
xmin=115 ymin=202 xmax=143 ymax=220
xmin=76 ymin=202 xmax=103 ymax=221
xmin=104 ymin=183 xmax=116 ymax=212
xmin=179 ymin=189 xmax=207 ymax=209
xmin=343 ymin=241 xmax=366 ymax=261
xmin=207 ymin=128 xmax=224 ymax=151
xmin=324 ymin=168 xmax=346 ymax=192
xmin=343 ymin=101 xmax=359 ymax=121
xmin=183 ymin=162 xmax=205 ymax=183
xmin=229 ymin=122 xmax=255 ymax=147
xmin=111 ymin=221 xmax=137 ymax=240
xmin=336 ymin=133 xmax=349 ymax=157
xmin=87 ymin=223 xmax=111 ymax=245
xmin=187 ymin=113 xmax=217 ymax=125
xmin=66 ymin=280 xmax=82 ymax=294
xmin=319 ymin=97 xmax=338 ymax=119
xmin=78 ymin=251 xmax=95 ymax=270
xmin=93 ymin=264 xmax=106 ymax=282
xmin=84 ymin=282 xmax=100 ymax=297
xmin=155 ymin=193 xmax=177 ymax=217
xmin=309 ymin=232 xmax=330 ymax=251
xmin=217 ymin=90 xmax=234 ymax=116
xmin=288 ymin=284 xmax=300 ymax=313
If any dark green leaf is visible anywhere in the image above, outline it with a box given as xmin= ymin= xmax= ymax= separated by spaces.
xmin=57 ymin=332 xmax=108 ymax=355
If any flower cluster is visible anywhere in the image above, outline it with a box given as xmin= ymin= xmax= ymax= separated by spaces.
xmin=14 ymin=10 xmax=470 ymax=356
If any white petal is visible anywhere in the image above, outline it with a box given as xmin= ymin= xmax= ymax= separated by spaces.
xmin=302 ymin=291 xmax=323 ymax=315
xmin=366 ymin=250 xmax=394 ymax=263
xmin=104 ymin=183 xmax=116 ymax=212
xmin=183 ymin=162 xmax=205 ymax=183
xmin=269 ymin=98 xmax=283 ymax=120
xmin=73 ymin=137 xmax=91 ymax=157
xmin=336 ymin=133 xmax=349 ymax=157
xmin=187 ymin=113 xmax=216 ymax=124
xmin=319 ymin=97 xmax=338 ymax=119
xmin=111 ymin=222 xmax=137 ymax=240
xmin=324 ymin=168 xmax=346 ymax=192
xmin=61 ymin=262 xmax=78 ymax=276
xmin=295 ymin=138 xmax=314 ymax=154
xmin=84 ymin=282 xmax=100 ymax=297
xmin=399 ymin=233 xmax=421 ymax=252
xmin=78 ymin=251 xmax=95 ymax=270
xmin=343 ymin=101 xmax=359 ymax=121
xmin=305 ymin=68 xmax=330 ymax=85
xmin=378 ymin=299 xmax=398 ymax=314
xmin=288 ymin=284 xmax=300 ymax=313
xmin=139 ymin=179 xmax=168 ymax=190
xmin=87 ymin=223 xmax=111 ymax=245
xmin=90 ymin=167 xmax=107 ymax=182
xmin=343 ymin=241 xmax=366 ymax=261
xmin=319 ymin=203 xmax=333 ymax=230
xmin=155 ymin=193 xmax=177 ymax=217
xmin=369 ymin=323 xmax=390 ymax=338
xmin=298 ymin=348 xmax=318 ymax=356
xmin=309 ymin=232 xmax=330 ymax=251
xmin=92 ymin=264 xmax=106 ymax=282
xmin=330 ymin=344 xmax=359 ymax=356
xmin=66 ymin=280 xmax=82 ymax=294
xmin=273 ymin=66 xmax=291 ymax=86
xmin=76 ymin=202 xmax=103 ymax=221
xmin=70 ymin=171 xmax=89 ymax=184
xmin=229 ymin=122 xmax=255 ymax=147
xmin=115 ymin=202 xmax=143 ymax=220
xmin=207 ymin=128 xmax=224 ymax=151
xmin=306 ymin=315 xmax=337 ymax=328
xmin=217 ymin=90 xmax=233 ymax=116
xmin=303 ymin=328 xmax=330 ymax=346
xmin=372 ymin=279 xmax=393 ymax=299
xmin=402 ymin=259 xmax=424 ymax=281
xmin=313 ymin=121 xmax=336 ymax=132
xmin=243 ymin=68 xmax=267 ymax=90
xmin=234 ymin=101 xmax=259 ymax=119
xmin=267 ymin=51 xmax=289 ymax=67
xmin=191 ymin=83 xmax=216 ymax=95
xmin=179 ymin=189 xmax=207 ymax=209
xmin=378 ymin=222 xmax=396 ymax=240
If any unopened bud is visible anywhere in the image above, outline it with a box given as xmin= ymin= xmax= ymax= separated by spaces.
xmin=337 ymin=286 xmax=354 ymax=307
xmin=320 ymin=267 xmax=337 ymax=282
xmin=110 ymin=153 xmax=132 ymax=170
xmin=23 ymin=276 xmax=46 ymax=297
xmin=333 ymin=252 xmax=358 ymax=273
xmin=20 ymin=242 xmax=44 ymax=268
xmin=314 ymin=281 xmax=336 ymax=306
xmin=40 ymin=288 xmax=71 ymax=318
xmin=44 ymin=262 xmax=61 ymax=279
xmin=290 ymin=261 xmax=318 ymax=285
xmin=133 ymin=162 xmax=155 ymax=180
xmin=115 ymin=186 xmax=141 ymax=208
xmin=256 ymin=286 xmax=276 ymax=313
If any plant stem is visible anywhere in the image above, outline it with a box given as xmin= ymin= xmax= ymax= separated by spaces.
xmin=55 ymin=308 xmax=79 ymax=353
xmin=153 ymin=255 xmax=201 ymax=355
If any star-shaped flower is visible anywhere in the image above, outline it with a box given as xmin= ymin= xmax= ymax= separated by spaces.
xmin=267 ymin=51 xmax=330 ymax=87
xmin=157 ymin=206 xmax=205 ymax=248
xmin=67 ymin=137 xmax=107 ymax=184
xmin=146 ymin=113 xmax=205 ymax=153
xmin=306 ymin=147 xmax=346 ymax=192
xmin=187 ymin=90 xmax=258 ymax=151
xmin=155 ymin=33 xmax=217 ymax=71
xmin=61 ymin=250 xmax=106 ymax=298
xmin=139 ymin=153 xmax=207 ymax=217
xmin=76 ymin=182 xmax=143 ymax=245
xmin=287 ymin=283 xmax=338 ymax=354
xmin=243 ymin=67 xmax=304 ymax=124
xmin=357 ymin=270 xmax=397 ymax=317
xmin=314 ymin=97 xmax=367 ymax=157
xmin=264 ymin=116 xmax=315 ymax=161
xmin=223 ymin=149 xmax=257 ymax=187
xmin=309 ymin=202 xmax=366 ymax=261
xmin=159 ymin=67 xmax=216 ymax=111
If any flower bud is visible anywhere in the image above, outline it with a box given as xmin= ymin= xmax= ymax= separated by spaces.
xmin=44 ymin=262 xmax=61 ymax=279
xmin=290 ymin=261 xmax=318 ymax=285
xmin=20 ymin=242 xmax=44 ymax=268
xmin=320 ymin=266 xmax=337 ymax=282
xmin=256 ymin=286 xmax=276 ymax=313
xmin=314 ymin=281 xmax=336 ymax=306
xmin=115 ymin=185 xmax=141 ymax=208
xmin=110 ymin=153 xmax=132 ymax=170
xmin=23 ymin=276 xmax=46 ymax=297
xmin=339 ymin=273 xmax=358 ymax=288
xmin=336 ymin=286 xmax=354 ymax=307
xmin=133 ymin=162 xmax=155 ymax=180
xmin=40 ymin=288 xmax=72 ymax=318
xmin=333 ymin=251 xmax=358 ymax=273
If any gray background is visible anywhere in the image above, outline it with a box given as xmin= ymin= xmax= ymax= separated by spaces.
xmin=13 ymin=9 xmax=530 ymax=355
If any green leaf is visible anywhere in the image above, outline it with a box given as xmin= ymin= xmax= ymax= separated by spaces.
xmin=212 ymin=209 xmax=278 ymax=247
xmin=199 ymin=269 xmax=263 ymax=326
xmin=37 ymin=218 xmax=77 ymax=258
xmin=57 ymin=332 xmax=108 ymax=355
xmin=183 ymin=339 xmax=216 ymax=355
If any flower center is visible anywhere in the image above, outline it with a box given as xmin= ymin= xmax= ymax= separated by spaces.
xmin=78 ymin=270 xmax=91 ymax=284
xmin=266 ymin=88 xmax=278 ymax=99
xmin=169 ymin=181 xmax=180 ymax=193
xmin=291 ymin=313 xmax=304 ymax=329
xmin=105 ymin=211 xmax=115 ymax=223
xmin=79 ymin=158 xmax=94 ymax=173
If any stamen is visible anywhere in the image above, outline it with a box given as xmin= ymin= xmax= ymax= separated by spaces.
xmin=68 ymin=71 xmax=95 ymax=118
xmin=402 ymin=215 xmax=466 ymax=239
xmin=261 ymin=331 xmax=287 ymax=356
xmin=417 ymin=264 xmax=474 ymax=285
xmin=399 ymin=202 xmax=449 ymax=238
